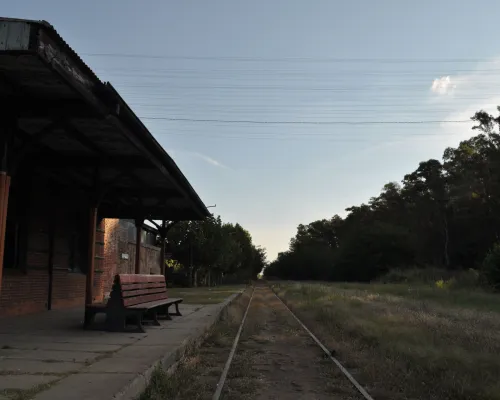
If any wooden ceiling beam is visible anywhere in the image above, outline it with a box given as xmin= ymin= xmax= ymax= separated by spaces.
xmin=13 ymin=98 xmax=99 ymax=119
xmin=33 ymin=155 xmax=152 ymax=169
xmin=102 ymin=188 xmax=180 ymax=200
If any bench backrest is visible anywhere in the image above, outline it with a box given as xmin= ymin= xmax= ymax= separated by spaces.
xmin=113 ymin=274 xmax=168 ymax=307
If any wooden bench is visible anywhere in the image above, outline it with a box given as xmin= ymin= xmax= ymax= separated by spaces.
xmin=84 ymin=274 xmax=183 ymax=332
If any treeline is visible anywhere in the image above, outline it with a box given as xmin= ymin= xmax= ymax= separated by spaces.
xmin=166 ymin=214 xmax=266 ymax=286
xmin=265 ymin=108 xmax=500 ymax=287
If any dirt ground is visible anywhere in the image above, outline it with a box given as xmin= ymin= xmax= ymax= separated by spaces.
xmin=140 ymin=284 xmax=362 ymax=400
xmin=221 ymin=284 xmax=360 ymax=400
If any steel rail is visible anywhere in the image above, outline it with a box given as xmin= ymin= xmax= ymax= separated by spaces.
xmin=213 ymin=285 xmax=374 ymax=400
xmin=212 ymin=286 xmax=255 ymax=400
xmin=273 ymin=290 xmax=374 ymax=400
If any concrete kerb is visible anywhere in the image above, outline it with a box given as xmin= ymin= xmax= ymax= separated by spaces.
xmin=112 ymin=290 xmax=244 ymax=400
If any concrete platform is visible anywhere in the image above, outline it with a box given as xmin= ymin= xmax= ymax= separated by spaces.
xmin=0 ymin=293 xmax=240 ymax=400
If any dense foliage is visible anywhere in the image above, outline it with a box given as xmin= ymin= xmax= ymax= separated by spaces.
xmin=265 ymin=108 xmax=500 ymax=287
xmin=166 ymin=215 xmax=266 ymax=286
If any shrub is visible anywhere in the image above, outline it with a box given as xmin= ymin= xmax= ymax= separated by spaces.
xmin=382 ymin=267 xmax=482 ymax=290
xmin=333 ymin=223 xmax=415 ymax=282
xmin=482 ymin=243 xmax=500 ymax=290
xmin=381 ymin=269 xmax=412 ymax=283
xmin=449 ymin=268 xmax=481 ymax=289
xmin=264 ymin=246 xmax=335 ymax=281
xmin=380 ymin=267 xmax=450 ymax=284
xmin=435 ymin=279 xmax=450 ymax=289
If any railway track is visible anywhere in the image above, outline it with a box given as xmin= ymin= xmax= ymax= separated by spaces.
xmin=212 ymin=284 xmax=373 ymax=400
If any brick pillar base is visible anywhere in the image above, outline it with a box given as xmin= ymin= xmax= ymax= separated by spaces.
xmin=0 ymin=173 xmax=11 ymax=295
xmin=85 ymin=207 xmax=97 ymax=305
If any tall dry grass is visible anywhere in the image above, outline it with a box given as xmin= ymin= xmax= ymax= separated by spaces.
xmin=274 ymin=282 xmax=500 ymax=400
xmin=139 ymin=288 xmax=252 ymax=400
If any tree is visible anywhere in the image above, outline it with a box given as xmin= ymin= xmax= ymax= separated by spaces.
xmin=265 ymin=106 xmax=500 ymax=287
xmin=402 ymin=160 xmax=450 ymax=266
xmin=166 ymin=215 xmax=266 ymax=286
xmin=290 ymin=216 xmax=342 ymax=252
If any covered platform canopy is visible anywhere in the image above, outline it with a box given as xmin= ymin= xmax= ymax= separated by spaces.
xmin=0 ymin=17 xmax=209 ymax=221
xmin=0 ymin=17 xmax=209 ymax=303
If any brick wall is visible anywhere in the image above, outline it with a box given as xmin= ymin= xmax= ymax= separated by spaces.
xmin=101 ymin=219 xmax=162 ymax=299
xmin=51 ymin=270 xmax=86 ymax=310
xmin=0 ymin=175 xmax=163 ymax=317
xmin=125 ymin=242 xmax=161 ymax=275
xmin=91 ymin=220 xmax=106 ymax=303
xmin=0 ymin=270 xmax=48 ymax=316
xmin=0 ymin=174 xmax=104 ymax=317
xmin=100 ymin=219 xmax=122 ymax=300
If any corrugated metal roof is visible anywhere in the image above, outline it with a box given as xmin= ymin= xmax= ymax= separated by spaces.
xmin=0 ymin=17 xmax=210 ymax=220
xmin=104 ymin=83 xmax=209 ymax=217
xmin=0 ymin=17 xmax=103 ymax=84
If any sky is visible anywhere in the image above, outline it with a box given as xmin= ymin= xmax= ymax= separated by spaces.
xmin=5 ymin=1 xmax=500 ymax=260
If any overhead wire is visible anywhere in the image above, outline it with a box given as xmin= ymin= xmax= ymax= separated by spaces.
xmin=82 ymin=53 xmax=497 ymax=63
xmin=140 ymin=117 xmax=470 ymax=125
xmin=145 ymin=132 xmax=466 ymax=141
xmin=77 ymin=52 xmax=493 ymax=142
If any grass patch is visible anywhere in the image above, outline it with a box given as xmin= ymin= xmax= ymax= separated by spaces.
xmin=338 ymin=282 xmax=500 ymax=312
xmin=0 ymin=380 xmax=62 ymax=400
xmin=273 ymin=281 xmax=500 ymax=400
xmin=139 ymin=288 xmax=252 ymax=400
xmin=168 ymin=285 xmax=247 ymax=304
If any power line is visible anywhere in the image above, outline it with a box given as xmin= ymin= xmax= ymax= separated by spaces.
xmin=151 ymin=130 xmax=465 ymax=138
xmin=121 ymin=100 xmax=490 ymax=107
xmin=144 ymin=130 xmax=470 ymax=142
xmin=82 ymin=53 xmax=492 ymax=63
xmin=109 ymin=85 xmax=500 ymax=92
xmin=137 ymin=112 xmax=471 ymax=120
xmin=112 ymin=88 xmax=498 ymax=99
xmin=93 ymin=70 xmax=500 ymax=78
xmin=140 ymin=117 xmax=471 ymax=125
xmin=93 ymin=66 xmax=500 ymax=73
xmin=106 ymin=81 xmax=500 ymax=89
xmin=133 ymin=106 xmax=464 ymax=112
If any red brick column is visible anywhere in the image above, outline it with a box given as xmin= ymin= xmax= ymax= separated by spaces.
xmin=0 ymin=173 xmax=10 ymax=295
xmin=85 ymin=207 xmax=98 ymax=305
xmin=135 ymin=219 xmax=143 ymax=274
xmin=160 ymin=220 xmax=166 ymax=275
xmin=93 ymin=219 xmax=105 ymax=302
xmin=102 ymin=219 xmax=119 ymax=299
xmin=0 ymin=115 xmax=14 ymax=296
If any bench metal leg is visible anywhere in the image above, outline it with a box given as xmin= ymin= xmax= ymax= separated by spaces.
xmin=154 ymin=305 xmax=171 ymax=320
xmin=144 ymin=308 xmax=168 ymax=323
xmin=164 ymin=305 xmax=173 ymax=320
xmin=83 ymin=309 xmax=96 ymax=329
xmin=149 ymin=310 xmax=161 ymax=326
xmin=173 ymin=302 xmax=182 ymax=316
xmin=105 ymin=311 xmax=127 ymax=332
xmin=135 ymin=312 xmax=146 ymax=333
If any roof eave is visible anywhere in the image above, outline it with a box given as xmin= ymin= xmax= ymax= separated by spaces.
xmin=0 ymin=17 xmax=209 ymax=221
xmin=104 ymin=83 xmax=210 ymax=219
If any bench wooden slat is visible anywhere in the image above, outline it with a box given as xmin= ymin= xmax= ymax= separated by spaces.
xmin=84 ymin=273 xmax=182 ymax=332
xmin=123 ymin=292 xmax=169 ymax=307
xmin=120 ymin=283 xmax=166 ymax=290
xmin=122 ymin=288 xmax=168 ymax=298
xmin=165 ymin=298 xmax=182 ymax=303
xmin=119 ymin=274 xmax=165 ymax=284
xmin=127 ymin=298 xmax=182 ymax=309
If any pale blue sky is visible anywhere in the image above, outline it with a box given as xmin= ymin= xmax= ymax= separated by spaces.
xmin=6 ymin=1 xmax=500 ymax=259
